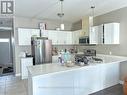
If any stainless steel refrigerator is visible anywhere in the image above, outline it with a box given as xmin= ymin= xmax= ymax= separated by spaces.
xmin=31 ymin=37 xmax=52 ymax=65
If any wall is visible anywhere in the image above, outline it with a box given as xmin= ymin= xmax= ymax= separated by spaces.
xmin=71 ymin=20 xmax=82 ymax=31
xmin=74 ymin=7 xmax=127 ymax=55
xmin=14 ymin=17 xmax=73 ymax=74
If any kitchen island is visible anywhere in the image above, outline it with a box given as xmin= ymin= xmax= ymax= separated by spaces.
xmin=28 ymin=54 xmax=127 ymax=95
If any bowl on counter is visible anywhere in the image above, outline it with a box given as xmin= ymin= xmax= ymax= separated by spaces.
xmin=65 ymin=61 xmax=75 ymax=67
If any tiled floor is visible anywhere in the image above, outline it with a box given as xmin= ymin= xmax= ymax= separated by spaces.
xmin=0 ymin=75 xmax=27 ymax=95
xmin=0 ymin=75 xmax=124 ymax=95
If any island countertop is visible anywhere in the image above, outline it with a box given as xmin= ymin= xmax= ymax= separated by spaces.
xmin=28 ymin=54 xmax=127 ymax=77
xmin=28 ymin=54 xmax=127 ymax=95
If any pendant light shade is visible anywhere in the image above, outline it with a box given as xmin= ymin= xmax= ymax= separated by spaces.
xmin=57 ymin=0 xmax=65 ymax=30
xmin=60 ymin=23 xmax=64 ymax=30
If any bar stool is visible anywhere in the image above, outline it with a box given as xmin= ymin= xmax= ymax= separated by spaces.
xmin=124 ymin=77 xmax=127 ymax=95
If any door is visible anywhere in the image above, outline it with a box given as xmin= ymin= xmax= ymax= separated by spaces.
xmin=0 ymin=38 xmax=11 ymax=65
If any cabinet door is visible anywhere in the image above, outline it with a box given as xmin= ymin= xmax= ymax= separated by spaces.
xmin=41 ymin=30 xmax=48 ymax=37
xmin=48 ymin=30 xmax=58 ymax=45
xmin=90 ymin=26 xmax=99 ymax=44
xmin=66 ymin=32 xmax=73 ymax=45
xmin=57 ymin=31 xmax=67 ymax=45
xmin=104 ymin=23 xmax=120 ymax=44
xmin=73 ymin=30 xmax=81 ymax=44
xmin=101 ymin=63 xmax=119 ymax=89
xmin=18 ymin=28 xmax=31 ymax=45
xmin=90 ymin=25 xmax=103 ymax=44
xmin=74 ymin=66 xmax=102 ymax=95
xmin=21 ymin=58 xmax=33 ymax=79
xmin=52 ymin=56 xmax=58 ymax=63
xmin=31 ymin=29 xmax=40 ymax=37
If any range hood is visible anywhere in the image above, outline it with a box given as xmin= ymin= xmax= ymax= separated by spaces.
xmin=81 ymin=16 xmax=93 ymax=37
xmin=78 ymin=16 xmax=94 ymax=45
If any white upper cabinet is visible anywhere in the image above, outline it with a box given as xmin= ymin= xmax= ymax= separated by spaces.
xmin=57 ymin=31 xmax=67 ymax=45
xmin=104 ymin=23 xmax=120 ymax=44
xmin=48 ymin=30 xmax=58 ymax=45
xmin=41 ymin=30 xmax=48 ymax=37
xmin=66 ymin=32 xmax=73 ymax=45
xmin=18 ymin=28 xmax=77 ymax=45
xmin=90 ymin=25 xmax=103 ymax=44
xmin=48 ymin=30 xmax=73 ymax=45
xmin=90 ymin=23 xmax=120 ymax=45
xmin=31 ymin=29 xmax=40 ymax=37
xmin=18 ymin=28 xmax=40 ymax=45
xmin=72 ymin=30 xmax=82 ymax=44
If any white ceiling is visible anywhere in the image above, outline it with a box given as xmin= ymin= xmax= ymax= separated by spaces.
xmin=15 ymin=0 xmax=127 ymax=23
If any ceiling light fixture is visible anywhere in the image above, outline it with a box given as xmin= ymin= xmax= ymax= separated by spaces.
xmin=91 ymin=6 xmax=95 ymax=17
xmin=89 ymin=0 xmax=95 ymax=27
xmin=57 ymin=0 xmax=64 ymax=30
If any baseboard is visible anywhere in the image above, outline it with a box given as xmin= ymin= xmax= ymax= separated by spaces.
xmin=119 ymin=80 xmax=124 ymax=85
xmin=15 ymin=73 xmax=21 ymax=77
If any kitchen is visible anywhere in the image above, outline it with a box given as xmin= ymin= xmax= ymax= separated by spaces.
xmin=1 ymin=0 xmax=127 ymax=95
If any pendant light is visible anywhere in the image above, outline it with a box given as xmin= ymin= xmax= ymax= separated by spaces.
xmin=90 ymin=0 xmax=95 ymax=27
xmin=57 ymin=0 xmax=64 ymax=30
xmin=90 ymin=5 xmax=95 ymax=27
xmin=91 ymin=6 xmax=95 ymax=18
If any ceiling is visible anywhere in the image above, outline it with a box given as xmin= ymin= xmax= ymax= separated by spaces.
xmin=15 ymin=0 xmax=127 ymax=23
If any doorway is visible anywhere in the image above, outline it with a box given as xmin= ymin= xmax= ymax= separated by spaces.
xmin=0 ymin=18 xmax=14 ymax=76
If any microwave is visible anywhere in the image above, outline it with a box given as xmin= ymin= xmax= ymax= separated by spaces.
xmin=79 ymin=36 xmax=89 ymax=44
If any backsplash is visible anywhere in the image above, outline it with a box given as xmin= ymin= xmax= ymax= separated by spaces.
xmin=52 ymin=45 xmax=75 ymax=55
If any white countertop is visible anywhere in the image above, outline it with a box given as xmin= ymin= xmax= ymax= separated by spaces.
xmin=28 ymin=54 xmax=127 ymax=77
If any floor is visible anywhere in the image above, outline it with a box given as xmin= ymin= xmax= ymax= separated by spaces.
xmin=0 ymin=75 xmax=27 ymax=95
xmin=0 ymin=75 xmax=124 ymax=95
xmin=90 ymin=84 xmax=124 ymax=95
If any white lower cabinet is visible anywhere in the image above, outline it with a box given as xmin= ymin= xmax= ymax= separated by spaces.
xmin=74 ymin=66 xmax=102 ymax=95
xmin=29 ymin=62 xmax=120 ymax=95
xmin=100 ymin=62 xmax=120 ymax=89
xmin=52 ymin=56 xmax=58 ymax=63
xmin=20 ymin=57 xmax=33 ymax=79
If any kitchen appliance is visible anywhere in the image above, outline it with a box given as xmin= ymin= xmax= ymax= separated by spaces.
xmin=75 ymin=54 xmax=89 ymax=66
xmin=31 ymin=37 xmax=52 ymax=65
xmin=75 ymin=49 xmax=102 ymax=65
xmin=79 ymin=36 xmax=89 ymax=44
xmin=84 ymin=49 xmax=96 ymax=56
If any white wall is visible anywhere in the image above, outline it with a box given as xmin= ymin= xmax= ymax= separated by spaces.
xmin=14 ymin=17 xmax=73 ymax=74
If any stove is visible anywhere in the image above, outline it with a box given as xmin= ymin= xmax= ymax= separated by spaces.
xmin=75 ymin=54 xmax=89 ymax=66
